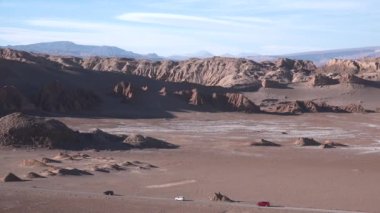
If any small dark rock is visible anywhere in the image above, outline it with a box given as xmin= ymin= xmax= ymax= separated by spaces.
xmin=210 ymin=192 xmax=234 ymax=202
xmin=294 ymin=137 xmax=321 ymax=146
xmin=2 ymin=173 xmax=24 ymax=182
xmin=26 ymin=172 xmax=46 ymax=179
xmin=251 ymin=139 xmax=281 ymax=147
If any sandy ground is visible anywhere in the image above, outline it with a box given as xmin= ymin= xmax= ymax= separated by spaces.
xmin=1 ymin=112 xmax=380 ymax=213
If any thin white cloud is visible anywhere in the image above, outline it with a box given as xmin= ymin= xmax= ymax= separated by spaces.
xmin=116 ymin=12 xmax=272 ymax=29
xmin=280 ymin=0 xmax=363 ymax=11
xmin=117 ymin=13 xmax=230 ymax=25
xmin=259 ymin=45 xmax=322 ymax=55
xmin=26 ymin=19 xmax=116 ymax=31
xmin=220 ymin=16 xmax=274 ymax=24
xmin=144 ymin=0 xmax=366 ymax=12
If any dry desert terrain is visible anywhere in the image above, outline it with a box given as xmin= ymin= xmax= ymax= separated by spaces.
xmin=1 ymin=112 xmax=380 ymax=213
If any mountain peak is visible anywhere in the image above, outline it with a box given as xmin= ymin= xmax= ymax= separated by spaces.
xmin=3 ymin=41 xmax=162 ymax=60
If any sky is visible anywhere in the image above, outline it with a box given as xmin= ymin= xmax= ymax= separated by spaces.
xmin=0 ymin=0 xmax=379 ymax=56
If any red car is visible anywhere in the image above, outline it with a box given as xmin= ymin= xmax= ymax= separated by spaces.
xmin=257 ymin=201 xmax=271 ymax=207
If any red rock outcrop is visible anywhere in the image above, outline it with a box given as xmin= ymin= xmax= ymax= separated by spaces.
xmin=309 ymin=74 xmax=339 ymax=86
xmin=294 ymin=138 xmax=321 ymax=146
xmin=339 ymin=74 xmax=378 ymax=86
xmin=113 ymin=81 xmax=135 ymax=102
xmin=223 ymin=93 xmax=260 ymax=113
xmin=322 ymin=58 xmax=380 ymax=74
xmin=0 ymin=48 xmax=325 ymax=92
xmin=210 ymin=192 xmax=235 ymax=202
xmin=159 ymin=87 xmax=167 ymax=96
xmin=169 ymin=89 xmax=260 ymax=113
xmin=323 ymin=59 xmax=361 ymax=74
xmin=188 ymin=89 xmax=205 ymax=105
xmin=0 ymin=48 xmax=39 ymax=63
xmin=123 ymin=134 xmax=178 ymax=149
xmin=261 ymin=79 xmax=287 ymax=88
xmin=265 ymin=101 xmax=368 ymax=114
xmin=276 ymin=58 xmax=317 ymax=71
xmin=82 ymin=57 xmax=264 ymax=89
xmin=0 ymin=49 xmax=318 ymax=89
xmin=340 ymin=104 xmax=367 ymax=113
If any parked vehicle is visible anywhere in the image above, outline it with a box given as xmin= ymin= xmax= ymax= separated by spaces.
xmin=174 ymin=196 xmax=185 ymax=201
xmin=257 ymin=201 xmax=271 ymax=207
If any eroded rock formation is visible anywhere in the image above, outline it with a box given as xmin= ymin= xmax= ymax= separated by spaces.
xmin=265 ymin=101 xmax=368 ymax=114
xmin=323 ymin=58 xmax=380 ymax=75
xmin=251 ymin=139 xmax=281 ymax=147
xmin=261 ymin=79 xmax=287 ymax=88
xmin=294 ymin=138 xmax=321 ymax=146
xmin=0 ymin=49 xmax=318 ymax=89
xmin=123 ymin=134 xmax=178 ymax=149
xmin=339 ymin=74 xmax=379 ymax=87
xmin=2 ymin=173 xmax=24 ymax=182
xmin=113 ymin=81 xmax=136 ymax=102
xmin=309 ymin=74 xmax=339 ymax=87
xmin=210 ymin=192 xmax=235 ymax=202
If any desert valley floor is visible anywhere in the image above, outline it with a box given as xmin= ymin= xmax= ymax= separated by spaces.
xmin=1 ymin=112 xmax=380 ymax=213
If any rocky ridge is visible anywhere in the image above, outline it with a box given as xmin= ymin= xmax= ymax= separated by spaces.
xmin=0 ymin=48 xmax=378 ymax=116
xmin=263 ymin=100 xmax=369 ymax=114
xmin=320 ymin=58 xmax=380 ymax=81
xmin=2 ymin=48 xmax=380 ymax=89
xmin=1 ymin=48 xmax=317 ymax=88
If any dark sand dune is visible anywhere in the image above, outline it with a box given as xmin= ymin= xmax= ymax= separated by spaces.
xmin=0 ymin=113 xmax=178 ymax=150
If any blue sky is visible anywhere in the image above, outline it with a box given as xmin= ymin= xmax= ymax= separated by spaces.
xmin=0 ymin=0 xmax=379 ymax=56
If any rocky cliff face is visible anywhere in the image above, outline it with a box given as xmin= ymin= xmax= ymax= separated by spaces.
xmin=310 ymin=58 xmax=380 ymax=88
xmin=112 ymin=82 xmax=260 ymax=113
xmin=263 ymin=100 xmax=369 ymax=114
xmin=0 ymin=48 xmax=376 ymax=116
xmin=321 ymin=58 xmax=380 ymax=81
xmin=0 ymin=48 xmax=37 ymax=63
xmin=0 ymin=49 xmax=317 ymax=89
xmin=309 ymin=74 xmax=339 ymax=87
xmin=81 ymin=57 xmax=316 ymax=88
xmin=339 ymin=74 xmax=375 ymax=85
xmin=82 ymin=57 xmax=266 ymax=88
xmin=3 ymin=48 xmax=380 ymax=89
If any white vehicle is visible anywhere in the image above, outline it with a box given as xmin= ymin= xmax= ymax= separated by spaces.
xmin=174 ymin=196 xmax=185 ymax=201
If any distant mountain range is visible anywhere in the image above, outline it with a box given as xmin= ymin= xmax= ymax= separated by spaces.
xmin=168 ymin=50 xmax=214 ymax=61
xmin=279 ymin=46 xmax=380 ymax=65
xmin=2 ymin=41 xmax=162 ymax=60
xmin=3 ymin=41 xmax=380 ymax=64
